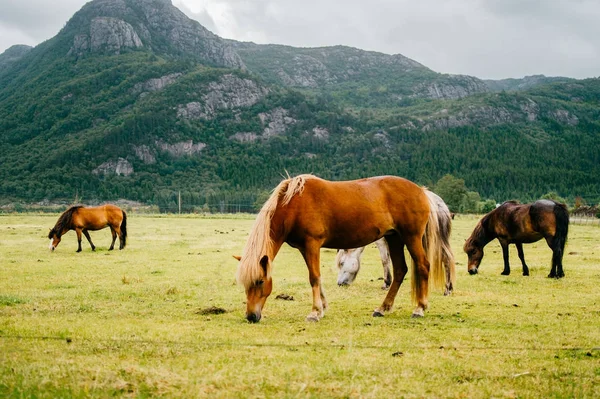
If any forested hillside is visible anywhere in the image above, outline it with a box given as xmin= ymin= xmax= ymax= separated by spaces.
xmin=1 ymin=0 xmax=599 ymax=212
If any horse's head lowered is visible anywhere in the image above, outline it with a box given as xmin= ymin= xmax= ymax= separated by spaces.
xmin=48 ymin=228 xmax=61 ymax=251
xmin=336 ymin=248 xmax=364 ymax=286
xmin=463 ymin=239 xmax=484 ymax=275
xmin=464 ymin=217 xmax=489 ymax=274
xmin=237 ymin=255 xmax=273 ymax=322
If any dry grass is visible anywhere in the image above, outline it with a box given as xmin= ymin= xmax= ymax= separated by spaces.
xmin=0 ymin=213 xmax=599 ymax=398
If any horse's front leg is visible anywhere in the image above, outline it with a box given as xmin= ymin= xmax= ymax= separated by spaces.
xmin=300 ymin=244 xmax=326 ymax=322
xmin=515 ymin=243 xmax=529 ymax=276
xmin=374 ymin=236 xmax=407 ymax=317
xmin=82 ymin=230 xmax=96 ymax=251
xmin=500 ymin=240 xmax=511 ymax=275
xmin=75 ymin=228 xmax=83 ymax=252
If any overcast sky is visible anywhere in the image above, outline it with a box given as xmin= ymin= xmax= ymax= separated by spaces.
xmin=1 ymin=0 xmax=599 ymax=80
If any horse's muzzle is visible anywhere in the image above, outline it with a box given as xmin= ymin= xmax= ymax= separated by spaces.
xmin=468 ymin=267 xmax=478 ymax=275
xmin=246 ymin=312 xmax=261 ymax=323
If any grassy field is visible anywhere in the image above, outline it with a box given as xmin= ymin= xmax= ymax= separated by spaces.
xmin=0 ymin=213 xmax=599 ymax=398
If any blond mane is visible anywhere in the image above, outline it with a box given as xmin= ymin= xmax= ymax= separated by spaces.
xmin=236 ymin=174 xmax=311 ymax=289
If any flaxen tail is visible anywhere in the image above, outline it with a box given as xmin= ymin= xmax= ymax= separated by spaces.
xmin=411 ymin=190 xmax=454 ymax=303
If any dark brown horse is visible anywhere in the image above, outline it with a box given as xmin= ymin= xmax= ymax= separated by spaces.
xmin=464 ymin=200 xmax=569 ymax=278
xmin=48 ymin=204 xmax=127 ymax=252
xmin=236 ymin=174 xmax=452 ymax=323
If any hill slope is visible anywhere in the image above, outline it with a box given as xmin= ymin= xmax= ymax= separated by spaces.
xmin=1 ymin=0 xmax=599 ymax=211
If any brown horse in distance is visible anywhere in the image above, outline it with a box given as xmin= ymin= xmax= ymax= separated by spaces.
xmin=464 ymin=200 xmax=569 ymax=278
xmin=48 ymin=204 xmax=127 ymax=252
xmin=236 ymin=174 xmax=450 ymax=323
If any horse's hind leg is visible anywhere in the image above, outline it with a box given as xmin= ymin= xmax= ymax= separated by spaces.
xmin=405 ymin=235 xmax=431 ymax=318
xmin=443 ymin=251 xmax=453 ymax=295
xmin=376 ymin=239 xmax=392 ymax=289
xmin=114 ymin=226 xmax=125 ymax=250
xmin=82 ymin=230 xmax=96 ymax=251
xmin=109 ymin=227 xmax=117 ymax=250
xmin=515 ymin=243 xmax=529 ymax=276
xmin=373 ymin=236 xmax=407 ymax=317
xmin=546 ymin=236 xmax=565 ymax=278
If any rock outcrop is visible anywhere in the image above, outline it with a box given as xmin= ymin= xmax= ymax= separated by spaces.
xmin=93 ymin=157 xmax=134 ymax=176
xmin=156 ymin=140 xmax=206 ymax=157
xmin=133 ymin=73 xmax=182 ymax=95
xmin=260 ymin=107 xmax=296 ymax=137
xmin=177 ymin=74 xmax=269 ymax=120
xmin=70 ymin=17 xmax=143 ymax=55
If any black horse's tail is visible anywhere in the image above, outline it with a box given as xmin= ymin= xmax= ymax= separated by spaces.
xmin=553 ymin=202 xmax=569 ymax=251
xmin=120 ymin=211 xmax=127 ymax=248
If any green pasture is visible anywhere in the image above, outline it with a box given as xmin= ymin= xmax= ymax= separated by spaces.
xmin=0 ymin=213 xmax=599 ymax=398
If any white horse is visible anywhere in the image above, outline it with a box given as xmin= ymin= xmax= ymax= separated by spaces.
xmin=336 ymin=191 xmax=456 ymax=295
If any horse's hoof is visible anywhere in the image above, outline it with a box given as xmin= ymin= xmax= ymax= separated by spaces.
xmin=411 ymin=310 xmax=424 ymax=318
xmin=501 ymin=271 xmax=510 ymax=276
xmin=306 ymin=315 xmax=320 ymax=322
xmin=523 ymin=272 xmax=529 ymax=276
xmin=372 ymin=310 xmax=385 ymax=317
xmin=548 ymin=273 xmax=556 ymax=278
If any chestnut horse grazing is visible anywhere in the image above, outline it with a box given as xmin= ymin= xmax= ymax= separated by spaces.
xmin=48 ymin=204 xmax=127 ymax=252
xmin=336 ymin=190 xmax=456 ymax=295
xmin=236 ymin=174 xmax=449 ymax=323
xmin=464 ymin=200 xmax=569 ymax=278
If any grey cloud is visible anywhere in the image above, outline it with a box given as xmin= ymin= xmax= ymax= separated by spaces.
xmin=1 ymin=0 xmax=599 ymax=79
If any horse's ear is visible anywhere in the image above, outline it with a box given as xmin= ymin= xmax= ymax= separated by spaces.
xmin=259 ymin=255 xmax=269 ymax=274
xmin=232 ymin=255 xmax=241 ymax=261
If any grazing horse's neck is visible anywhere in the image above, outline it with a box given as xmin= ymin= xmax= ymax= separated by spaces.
xmin=474 ymin=219 xmax=495 ymax=248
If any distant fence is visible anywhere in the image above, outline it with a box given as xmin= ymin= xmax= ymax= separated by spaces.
xmin=569 ymin=217 xmax=600 ymax=226
xmin=2 ymin=202 xmax=600 ymax=225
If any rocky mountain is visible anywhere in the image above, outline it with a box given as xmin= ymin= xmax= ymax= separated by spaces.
xmin=1 ymin=0 xmax=599 ymax=210
xmin=231 ymin=42 xmax=490 ymax=105
xmin=62 ymin=0 xmax=243 ymax=68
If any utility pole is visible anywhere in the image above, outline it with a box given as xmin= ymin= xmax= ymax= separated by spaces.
xmin=178 ymin=191 xmax=181 ymax=214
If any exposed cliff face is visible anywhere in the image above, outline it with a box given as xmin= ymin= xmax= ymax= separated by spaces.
xmin=69 ymin=17 xmax=143 ymax=55
xmin=132 ymin=73 xmax=182 ymax=95
xmin=414 ymin=75 xmax=490 ymax=100
xmin=64 ymin=0 xmax=244 ymax=68
xmin=177 ymin=74 xmax=269 ymax=120
xmin=93 ymin=157 xmax=134 ymax=176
